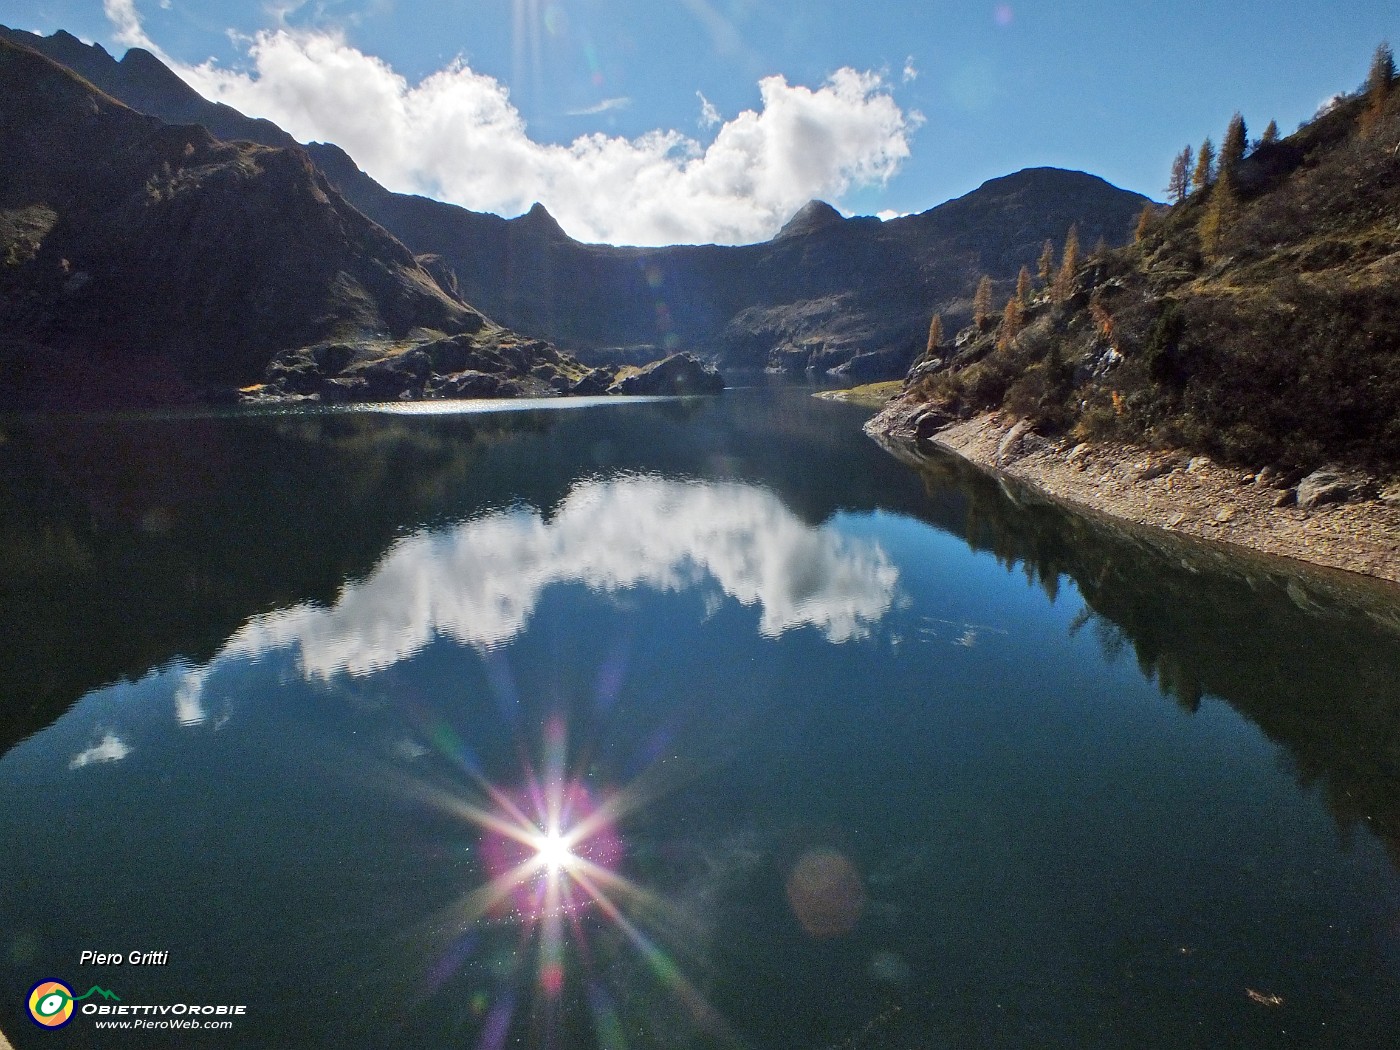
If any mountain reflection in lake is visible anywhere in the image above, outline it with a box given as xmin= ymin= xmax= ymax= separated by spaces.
xmin=1 ymin=386 xmax=1398 ymax=1049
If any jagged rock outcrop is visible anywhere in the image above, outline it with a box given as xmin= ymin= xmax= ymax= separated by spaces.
xmin=605 ymin=353 xmax=725 ymax=395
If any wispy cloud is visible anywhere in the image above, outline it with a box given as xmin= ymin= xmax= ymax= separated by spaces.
xmin=565 ymin=96 xmax=631 ymax=117
xmin=697 ymin=91 xmax=722 ymax=129
xmin=104 ymin=5 xmax=918 ymax=245
xmin=902 ymin=56 xmax=918 ymax=83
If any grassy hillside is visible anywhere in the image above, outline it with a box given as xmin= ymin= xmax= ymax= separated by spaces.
xmin=892 ymin=53 xmax=1400 ymax=472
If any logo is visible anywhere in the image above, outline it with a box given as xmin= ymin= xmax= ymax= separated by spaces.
xmin=27 ymin=980 xmax=121 ymax=1029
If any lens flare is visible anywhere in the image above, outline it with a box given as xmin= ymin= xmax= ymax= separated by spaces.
xmin=400 ymin=656 xmax=736 ymax=1047
xmin=480 ymin=776 xmax=624 ymax=922
xmin=535 ymin=829 xmax=573 ymax=871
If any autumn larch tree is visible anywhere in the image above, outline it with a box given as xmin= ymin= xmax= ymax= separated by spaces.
xmin=1167 ymin=145 xmax=1193 ymax=203
xmin=1259 ymin=120 xmax=1279 ymax=146
xmin=1192 ymin=138 xmax=1216 ymax=192
xmin=1037 ymin=240 xmax=1056 ymax=287
xmin=924 ymin=312 xmax=943 ymax=360
xmin=1051 ymin=225 xmax=1079 ymax=303
xmin=996 ymin=295 xmax=1024 ymax=352
xmin=1218 ymin=112 xmax=1248 ymax=183
xmin=1134 ymin=202 xmax=1157 ymax=244
xmin=1015 ymin=265 xmax=1032 ymax=305
xmin=1199 ymin=178 xmax=1238 ymax=256
xmin=1368 ymin=41 xmax=1396 ymax=103
xmin=973 ymin=275 xmax=994 ymax=328
xmin=1362 ymin=42 xmax=1396 ymax=133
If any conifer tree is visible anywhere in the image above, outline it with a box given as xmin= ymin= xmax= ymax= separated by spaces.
xmin=1199 ymin=178 xmax=1238 ymax=255
xmin=973 ymin=275 xmax=994 ymax=328
xmin=925 ymin=313 xmax=943 ymax=359
xmin=1016 ymin=266 xmax=1032 ymax=304
xmin=1367 ymin=41 xmax=1396 ymax=105
xmin=1192 ymin=138 xmax=1216 ymax=192
xmin=1219 ymin=112 xmax=1248 ymax=182
xmin=1052 ymin=225 xmax=1079 ymax=303
xmin=996 ymin=295 xmax=1024 ymax=352
xmin=1167 ymin=145 xmax=1193 ymax=203
xmin=1093 ymin=235 xmax=1108 ymax=258
xmin=1259 ymin=120 xmax=1279 ymax=146
xmin=1134 ymin=203 xmax=1157 ymax=244
xmin=1362 ymin=42 xmax=1395 ymax=132
xmin=1037 ymin=240 xmax=1056 ymax=286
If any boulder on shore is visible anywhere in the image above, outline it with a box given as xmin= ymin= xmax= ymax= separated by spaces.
xmin=1295 ymin=467 xmax=1373 ymax=509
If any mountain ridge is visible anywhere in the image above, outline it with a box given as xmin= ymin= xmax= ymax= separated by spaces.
xmin=1 ymin=25 xmax=1151 ymax=378
xmin=0 ymin=37 xmax=724 ymax=406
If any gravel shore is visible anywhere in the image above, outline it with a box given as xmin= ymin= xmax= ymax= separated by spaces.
xmin=867 ymin=400 xmax=1400 ymax=586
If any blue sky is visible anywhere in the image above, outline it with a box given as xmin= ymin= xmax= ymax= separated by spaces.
xmin=10 ymin=1 xmax=1398 ymax=244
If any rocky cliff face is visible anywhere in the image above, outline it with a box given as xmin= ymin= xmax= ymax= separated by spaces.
xmin=2 ymin=26 xmax=1151 ymax=380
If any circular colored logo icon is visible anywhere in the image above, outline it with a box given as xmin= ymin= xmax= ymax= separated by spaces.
xmin=28 ymin=980 xmax=75 ymax=1028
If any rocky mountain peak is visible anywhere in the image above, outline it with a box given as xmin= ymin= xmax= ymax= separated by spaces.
xmin=775 ymin=199 xmax=844 ymax=240
xmin=517 ymin=201 xmax=567 ymax=239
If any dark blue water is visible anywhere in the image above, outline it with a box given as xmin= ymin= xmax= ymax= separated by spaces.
xmin=2 ymin=387 xmax=1398 ymax=1048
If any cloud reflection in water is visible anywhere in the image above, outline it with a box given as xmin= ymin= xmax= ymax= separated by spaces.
xmin=222 ymin=476 xmax=899 ymax=680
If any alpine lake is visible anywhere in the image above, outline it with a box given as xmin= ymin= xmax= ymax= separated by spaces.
xmin=2 ymin=381 xmax=1398 ymax=1049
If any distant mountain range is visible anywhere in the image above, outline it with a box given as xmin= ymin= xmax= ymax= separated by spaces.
xmin=0 ymin=25 xmax=1151 ymax=389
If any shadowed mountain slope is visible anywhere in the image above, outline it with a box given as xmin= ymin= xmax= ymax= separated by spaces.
xmin=0 ymin=38 xmax=715 ymax=407
xmin=0 ymin=38 xmax=482 ymax=404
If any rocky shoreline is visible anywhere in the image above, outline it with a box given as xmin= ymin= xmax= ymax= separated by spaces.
xmin=867 ymin=399 xmax=1400 ymax=586
xmin=241 ymin=343 xmax=725 ymax=405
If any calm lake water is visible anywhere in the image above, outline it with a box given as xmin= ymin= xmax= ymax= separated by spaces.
xmin=2 ymin=385 xmax=1399 ymax=1048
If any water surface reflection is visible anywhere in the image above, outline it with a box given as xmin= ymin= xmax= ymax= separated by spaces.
xmin=227 ymin=476 xmax=898 ymax=681
xmin=2 ymin=391 xmax=1399 ymax=1049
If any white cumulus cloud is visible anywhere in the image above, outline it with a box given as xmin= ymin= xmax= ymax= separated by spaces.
xmin=160 ymin=28 xmax=916 ymax=245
